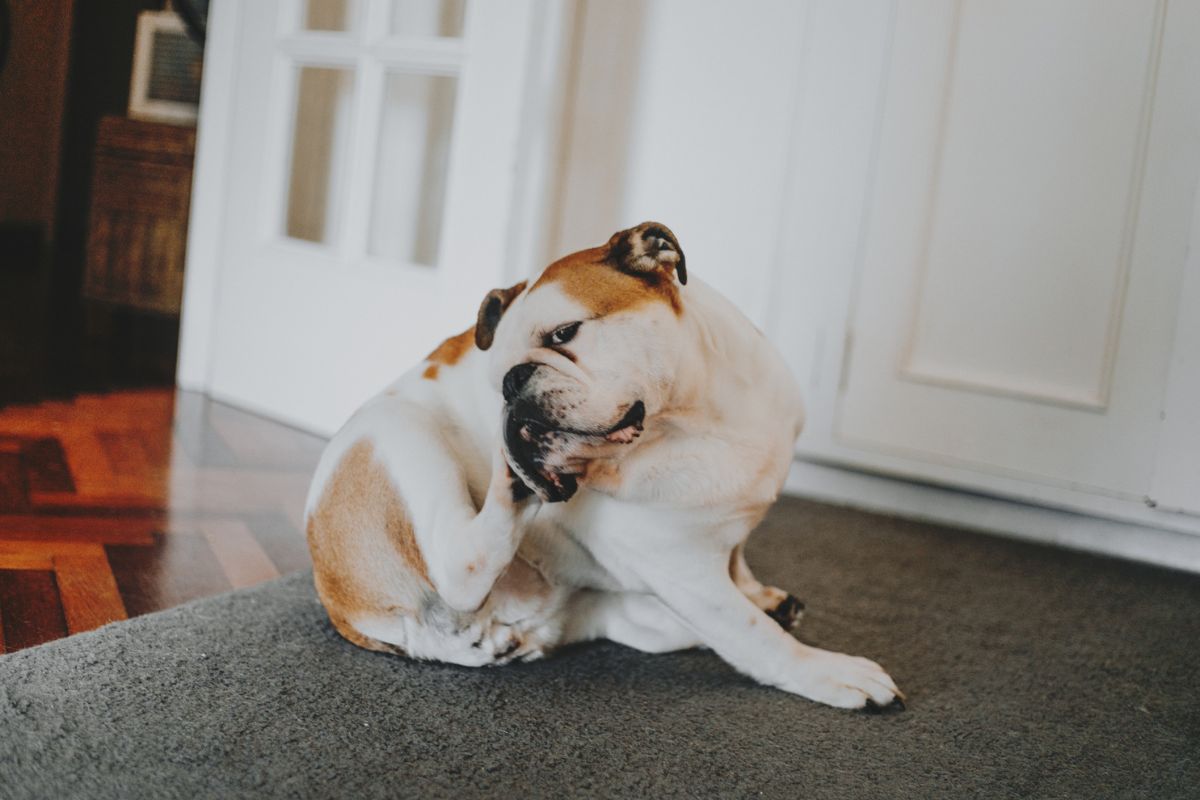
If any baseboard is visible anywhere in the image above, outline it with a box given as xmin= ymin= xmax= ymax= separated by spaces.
xmin=784 ymin=459 xmax=1200 ymax=575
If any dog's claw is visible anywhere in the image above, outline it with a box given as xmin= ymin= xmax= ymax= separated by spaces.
xmin=863 ymin=696 xmax=906 ymax=714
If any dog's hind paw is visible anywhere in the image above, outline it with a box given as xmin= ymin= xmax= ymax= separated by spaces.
xmin=766 ymin=594 xmax=805 ymax=631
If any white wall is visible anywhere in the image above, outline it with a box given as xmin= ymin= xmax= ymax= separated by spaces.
xmin=554 ymin=0 xmax=891 ymax=416
xmin=553 ymin=0 xmax=807 ymax=328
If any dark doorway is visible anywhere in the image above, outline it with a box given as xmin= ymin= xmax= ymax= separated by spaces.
xmin=0 ymin=0 xmax=203 ymax=406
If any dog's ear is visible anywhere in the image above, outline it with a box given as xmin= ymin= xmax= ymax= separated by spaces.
xmin=607 ymin=221 xmax=687 ymax=286
xmin=475 ymin=281 xmax=527 ymax=351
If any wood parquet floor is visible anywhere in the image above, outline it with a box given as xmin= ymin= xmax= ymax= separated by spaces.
xmin=0 ymin=389 xmax=325 ymax=652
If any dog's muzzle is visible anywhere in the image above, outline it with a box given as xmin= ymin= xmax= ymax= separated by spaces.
xmin=502 ymin=388 xmax=646 ymax=504
xmin=503 ymin=405 xmax=578 ymax=503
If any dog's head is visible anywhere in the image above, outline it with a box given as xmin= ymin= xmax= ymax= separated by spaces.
xmin=476 ymin=221 xmax=688 ymax=502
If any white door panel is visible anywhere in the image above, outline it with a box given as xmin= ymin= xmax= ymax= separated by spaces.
xmin=901 ymin=2 xmax=1157 ymax=409
xmin=836 ymin=0 xmax=1200 ymax=497
xmin=196 ymin=0 xmax=557 ymax=433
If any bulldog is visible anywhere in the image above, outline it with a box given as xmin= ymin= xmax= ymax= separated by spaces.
xmin=305 ymin=222 xmax=902 ymax=709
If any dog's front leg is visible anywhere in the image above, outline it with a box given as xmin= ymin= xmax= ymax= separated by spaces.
xmin=634 ymin=546 xmax=901 ymax=709
xmin=424 ymin=450 xmax=535 ymax=614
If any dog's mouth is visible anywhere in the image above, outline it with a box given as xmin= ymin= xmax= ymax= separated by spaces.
xmin=603 ymin=400 xmax=647 ymax=442
xmin=504 ymin=400 xmax=645 ymax=503
xmin=503 ymin=414 xmax=578 ymax=503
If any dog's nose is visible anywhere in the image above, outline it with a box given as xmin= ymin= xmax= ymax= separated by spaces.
xmin=502 ymin=363 xmax=538 ymax=402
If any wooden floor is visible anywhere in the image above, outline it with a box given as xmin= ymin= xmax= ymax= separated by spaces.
xmin=0 ymin=389 xmax=325 ymax=653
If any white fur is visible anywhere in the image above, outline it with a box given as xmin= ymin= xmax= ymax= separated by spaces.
xmin=306 ymin=272 xmax=900 ymax=709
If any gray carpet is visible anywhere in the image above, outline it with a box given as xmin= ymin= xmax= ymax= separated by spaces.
xmin=2 ymin=497 xmax=1198 ymax=799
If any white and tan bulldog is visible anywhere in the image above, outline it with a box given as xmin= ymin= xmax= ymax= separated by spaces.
xmin=305 ymin=222 xmax=902 ymax=710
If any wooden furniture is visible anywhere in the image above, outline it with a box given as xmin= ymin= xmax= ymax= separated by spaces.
xmin=83 ymin=115 xmax=195 ymax=315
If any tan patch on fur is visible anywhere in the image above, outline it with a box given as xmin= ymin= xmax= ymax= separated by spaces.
xmin=310 ymin=440 xmax=429 ymax=581
xmin=307 ymin=440 xmax=428 ymax=650
xmin=325 ymin=605 xmax=403 ymax=655
xmin=492 ymin=556 xmax=551 ymax=603
xmin=422 ymin=364 xmax=439 ymax=380
xmin=532 ymin=246 xmax=682 ymax=316
xmin=583 ymin=459 xmax=622 ymax=492
xmin=425 ymin=327 xmax=475 ymax=369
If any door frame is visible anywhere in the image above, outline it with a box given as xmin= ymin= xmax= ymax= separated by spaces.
xmin=177 ymin=0 xmax=579 ymax=397
xmin=770 ymin=0 xmax=1200 ymax=538
xmin=1149 ymin=182 xmax=1200 ymax=517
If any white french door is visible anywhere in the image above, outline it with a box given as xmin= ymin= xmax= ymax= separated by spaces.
xmin=180 ymin=0 xmax=567 ymax=434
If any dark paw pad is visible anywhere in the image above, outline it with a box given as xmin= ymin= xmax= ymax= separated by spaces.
xmin=766 ymin=594 xmax=805 ymax=631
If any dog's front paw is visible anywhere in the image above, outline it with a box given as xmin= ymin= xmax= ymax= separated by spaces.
xmin=786 ymin=649 xmax=903 ymax=711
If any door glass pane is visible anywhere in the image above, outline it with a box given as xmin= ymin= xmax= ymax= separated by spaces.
xmin=369 ymin=73 xmax=457 ymax=266
xmin=304 ymin=0 xmax=355 ymax=32
xmin=389 ymin=0 xmax=466 ymax=38
xmin=286 ymin=67 xmax=355 ymax=244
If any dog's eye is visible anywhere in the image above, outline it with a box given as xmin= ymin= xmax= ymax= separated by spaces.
xmin=545 ymin=321 xmax=582 ymax=347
